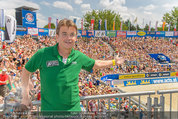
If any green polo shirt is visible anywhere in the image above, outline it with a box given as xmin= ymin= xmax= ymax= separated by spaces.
xmin=25 ymin=43 xmax=95 ymax=112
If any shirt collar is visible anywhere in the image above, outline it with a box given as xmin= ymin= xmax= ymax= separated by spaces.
xmin=53 ymin=43 xmax=75 ymax=58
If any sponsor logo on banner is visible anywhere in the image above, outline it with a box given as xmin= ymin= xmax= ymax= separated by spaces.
xmin=125 ymin=81 xmax=137 ymax=86
xmin=107 ymin=31 xmax=116 ymax=37
xmin=156 ymin=31 xmax=165 ymax=35
xmin=137 ymin=31 xmax=146 ymax=36
xmin=39 ymin=29 xmax=44 ymax=32
xmin=77 ymin=32 xmax=81 ymax=37
xmin=88 ymin=30 xmax=94 ymax=36
xmin=145 ymin=72 xmax=171 ymax=78
xmin=117 ymin=31 xmax=126 ymax=37
xmin=17 ymin=27 xmax=26 ymax=31
xmin=49 ymin=29 xmax=56 ymax=36
xmin=95 ymin=30 xmax=105 ymax=37
xmin=171 ymin=72 xmax=177 ymax=76
xmin=119 ymin=74 xmax=145 ymax=79
xmin=145 ymin=73 xmax=158 ymax=78
xmin=127 ymin=31 xmax=136 ymax=35
xmin=147 ymin=31 xmax=155 ymax=35
xmin=165 ymin=31 xmax=174 ymax=36
xmin=82 ymin=30 xmax=86 ymax=35
xmin=158 ymin=72 xmax=170 ymax=77
xmin=25 ymin=13 xmax=34 ymax=22
xmin=28 ymin=28 xmax=38 ymax=36
xmin=174 ymin=31 xmax=178 ymax=36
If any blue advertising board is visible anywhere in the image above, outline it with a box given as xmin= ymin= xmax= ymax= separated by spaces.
xmin=22 ymin=9 xmax=37 ymax=28
xmin=38 ymin=28 xmax=49 ymax=36
xmin=101 ymin=74 xmax=119 ymax=82
xmin=124 ymin=77 xmax=178 ymax=86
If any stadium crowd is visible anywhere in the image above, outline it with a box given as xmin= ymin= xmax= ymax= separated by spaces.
xmin=0 ymin=35 xmax=177 ymax=118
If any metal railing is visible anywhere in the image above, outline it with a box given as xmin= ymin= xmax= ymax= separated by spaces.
xmin=1 ymin=89 xmax=178 ymax=118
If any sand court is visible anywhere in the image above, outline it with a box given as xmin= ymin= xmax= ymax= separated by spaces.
xmin=115 ymin=83 xmax=178 ymax=111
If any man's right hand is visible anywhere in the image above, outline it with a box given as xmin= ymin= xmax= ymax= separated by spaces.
xmin=20 ymin=95 xmax=32 ymax=111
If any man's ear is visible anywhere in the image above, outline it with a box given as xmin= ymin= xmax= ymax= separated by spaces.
xmin=56 ymin=34 xmax=59 ymax=39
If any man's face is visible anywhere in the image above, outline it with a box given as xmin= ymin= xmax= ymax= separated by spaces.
xmin=56 ymin=26 xmax=77 ymax=50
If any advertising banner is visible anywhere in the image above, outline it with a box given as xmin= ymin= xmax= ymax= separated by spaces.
xmin=17 ymin=27 xmax=27 ymax=31
xmin=28 ymin=27 xmax=38 ymax=36
xmin=119 ymin=74 xmax=145 ymax=79
xmin=137 ymin=31 xmax=146 ymax=36
xmin=38 ymin=28 xmax=48 ymax=36
xmin=174 ymin=31 xmax=178 ymax=36
xmin=124 ymin=77 xmax=178 ymax=86
xmin=155 ymin=31 xmax=165 ymax=37
xmin=95 ymin=30 xmax=106 ymax=37
xmin=126 ymin=31 xmax=137 ymax=37
xmin=145 ymin=72 xmax=170 ymax=78
xmin=22 ymin=9 xmax=36 ymax=28
xmin=165 ymin=31 xmax=174 ymax=37
xmin=170 ymin=72 xmax=177 ymax=76
xmin=147 ymin=31 xmax=156 ymax=36
xmin=106 ymin=31 xmax=116 ymax=37
xmin=87 ymin=30 xmax=94 ymax=38
xmin=117 ymin=31 xmax=126 ymax=37
xmin=77 ymin=30 xmax=82 ymax=37
xmin=101 ymin=74 xmax=119 ymax=82
xmin=48 ymin=29 xmax=56 ymax=37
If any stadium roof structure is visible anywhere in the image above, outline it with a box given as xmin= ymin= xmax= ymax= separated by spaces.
xmin=15 ymin=6 xmax=38 ymax=11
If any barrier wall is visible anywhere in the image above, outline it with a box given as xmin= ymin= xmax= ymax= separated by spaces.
xmin=15 ymin=29 xmax=178 ymax=37
xmin=124 ymin=77 xmax=178 ymax=86
xmin=101 ymin=71 xmax=177 ymax=81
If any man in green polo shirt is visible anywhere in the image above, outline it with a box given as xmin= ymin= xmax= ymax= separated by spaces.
xmin=21 ymin=19 xmax=124 ymax=116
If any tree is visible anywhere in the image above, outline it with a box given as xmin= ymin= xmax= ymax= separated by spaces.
xmin=162 ymin=7 xmax=178 ymax=31
xmin=83 ymin=10 xmax=122 ymax=30
xmin=44 ymin=23 xmax=55 ymax=29
xmin=144 ymin=24 xmax=149 ymax=31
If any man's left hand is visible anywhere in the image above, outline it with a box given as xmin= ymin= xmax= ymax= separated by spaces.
xmin=115 ymin=55 xmax=125 ymax=65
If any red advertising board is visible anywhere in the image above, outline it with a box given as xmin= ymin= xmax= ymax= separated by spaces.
xmin=117 ymin=31 xmax=126 ymax=37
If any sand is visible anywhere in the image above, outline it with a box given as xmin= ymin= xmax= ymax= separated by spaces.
xmin=115 ymin=83 xmax=178 ymax=111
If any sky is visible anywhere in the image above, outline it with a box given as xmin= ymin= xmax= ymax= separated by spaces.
xmin=0 ymin=0 xmax=178 ymax=29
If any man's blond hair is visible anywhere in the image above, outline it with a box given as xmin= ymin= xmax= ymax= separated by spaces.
xmin=56 ymin=19 xmax=77 ymax=35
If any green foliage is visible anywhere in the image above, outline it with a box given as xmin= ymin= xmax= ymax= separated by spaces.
xmin=162 ymin=7 xmax=178 ymax=31
xmin=83 ymin=10 xmax=122 ymax=30
xmin=44 ymin=23 xmax=56 ymax=29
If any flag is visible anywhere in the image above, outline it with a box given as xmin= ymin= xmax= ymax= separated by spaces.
xmin=91 ymin=19 xmax=95 ymax=30
xmin=73 ymin=18 xmax=77 ymax=24
xmin=98 ymin=19 xmax=102 ymax=30
xmin=120 ymin=21 xmax=122 ymax=31
xmin=134 ymin=17 xmax=137 ymax=24
xmin=142 ymin=19 xmax=144 ymax=29
xmin=163 ymin=21 xmax=166 ymax=31
xmin=81 ymin=18 xmax=83 ymax=30
xmin=149 ymin=21 xmax=151 ymax=31
xmin=174 ymin=23 xmax=177 ymax=31
xmin=0 ymin=9 xmax=5 ymax=27
xmin=105 ymin=19 xmax=107 ymax=30
xmin=155 ymin=21 xmax=158 ymax=31
xmin=113 ymin=21 xmax=115 ymax=30
xmin=168 ymin=22 xmax=171 ymax=31
xmin=128 ymin=20 xmax=130 ymax=31
xmin=56 ymin=19 xmax=59 ymax=28
xmin=48 ymin=17 xmax=52 ymax=29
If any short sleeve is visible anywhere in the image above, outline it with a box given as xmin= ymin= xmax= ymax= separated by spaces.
xmin=25 ymin=49 xmax=43 ymax=72
xmin=80 ymin=52 xmax=95 ymax=72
